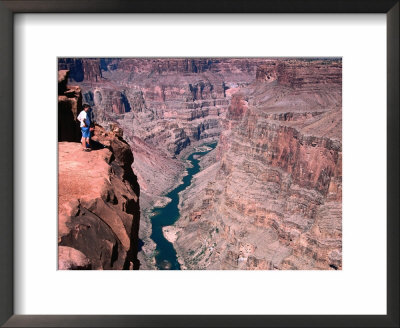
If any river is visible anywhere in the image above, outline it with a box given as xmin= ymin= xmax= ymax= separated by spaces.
xmin=150 ymin=142 xmax=217 ymax=270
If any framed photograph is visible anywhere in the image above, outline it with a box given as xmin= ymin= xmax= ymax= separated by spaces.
xmin=1 ymin=1 xmax=398 ymax=327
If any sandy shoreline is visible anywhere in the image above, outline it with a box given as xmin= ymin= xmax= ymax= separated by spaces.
xmin=162 ymin=225 xmax=180 ymax=244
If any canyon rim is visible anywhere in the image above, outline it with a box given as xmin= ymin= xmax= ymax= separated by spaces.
xmin=58 ymin=57 xmax=342 ymax=270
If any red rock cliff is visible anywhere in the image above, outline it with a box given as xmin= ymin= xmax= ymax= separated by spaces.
xmin=256 ymin=59 xmax=342 ymax=88
xmin=58 ymin=77 xmax=141 ymax=270
xmin=58 ymin=58 xmax=103 ymax=82
xmin=58 ymin=70 xmax=81 ymax=142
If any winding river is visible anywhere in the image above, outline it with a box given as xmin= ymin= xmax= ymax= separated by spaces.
xmin=150 ymin=142 xmax=217 ymax=270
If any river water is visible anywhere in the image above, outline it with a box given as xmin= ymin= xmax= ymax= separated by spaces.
xmin=150 ymin=142 xmax=217 ymax=270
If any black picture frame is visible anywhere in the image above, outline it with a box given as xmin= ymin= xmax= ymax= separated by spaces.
xmin=0 ymin=1 xmax=398 ymax=327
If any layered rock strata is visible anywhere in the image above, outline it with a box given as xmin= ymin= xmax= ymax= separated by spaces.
xmin=170 ymin=59 xmax=342 ymax=270
xmin=58 ymin=58 xmax=272 ymax=156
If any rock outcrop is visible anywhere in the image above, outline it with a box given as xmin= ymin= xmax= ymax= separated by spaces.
xmin=58 ymin=125 xmax=141 ymax=270
xmin=58 ymin=58 xmax=103 ymax=83
xmin=58 ymin=70 xmax=81 ymax=142
xmin=58 ymin=75 xmax=141 ymax=270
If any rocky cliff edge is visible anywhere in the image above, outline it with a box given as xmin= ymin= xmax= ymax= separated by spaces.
xmin=58 ymin=71 xmax=140 ymax=270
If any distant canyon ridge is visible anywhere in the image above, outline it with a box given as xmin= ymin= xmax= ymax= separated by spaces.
xmin=58 ymin=58 xmax=342 ymax=270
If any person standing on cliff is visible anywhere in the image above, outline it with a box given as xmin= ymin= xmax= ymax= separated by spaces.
xmin=77 ymin=104 xmax=93 ymax=151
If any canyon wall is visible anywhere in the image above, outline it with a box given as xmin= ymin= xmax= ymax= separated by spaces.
xmin=58 ymin=58 xmax=103 ymax=82
xmin=58 ymin=75 xmax=141 ymax=270
xmin=171 ymin=59 xmax=342 ymax=270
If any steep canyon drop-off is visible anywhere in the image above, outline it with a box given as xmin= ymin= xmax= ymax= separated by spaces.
xmin=58 ymin=70 xmax=140 ymax=269
xmin=58 ymin=58 xmax=342 ymax=270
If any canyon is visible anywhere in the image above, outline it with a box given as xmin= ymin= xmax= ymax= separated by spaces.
xmin=58 ymin=58 xmax=342 ymax=270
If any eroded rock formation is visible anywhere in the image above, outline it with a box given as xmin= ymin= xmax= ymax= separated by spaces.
xmin=58 ymin=75 xmax=140 ymax=270
xmin=58 ymin=70 xmax=81 ymax=142
xmin=171 ymin=59 xmax=342 ymax=270
xmin=58 ymin=58 xmax=103 ymax=82
xmin=58 ymin=125 xmax=141 ymax=270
